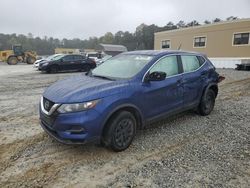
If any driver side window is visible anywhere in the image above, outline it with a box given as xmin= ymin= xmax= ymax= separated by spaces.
xmin=150 ymin=56 xmax=179 ymax=77
xmin=63 ymin=55 xmax=74 ymax=61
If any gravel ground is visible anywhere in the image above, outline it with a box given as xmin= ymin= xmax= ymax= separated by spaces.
xmin=0 ymin=63 xmax=249 ymax=188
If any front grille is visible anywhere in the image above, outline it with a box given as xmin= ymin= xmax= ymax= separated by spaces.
xmin=43 ymin=97 xmax=55 ymax=112
xmin=40 ymin=111 xmax=56 ymax=128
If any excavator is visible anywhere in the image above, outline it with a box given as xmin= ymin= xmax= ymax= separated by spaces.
xmin=0 ymin=45 xmax=36 ymax=65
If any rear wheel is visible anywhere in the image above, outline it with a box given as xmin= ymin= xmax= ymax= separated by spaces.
xmin=7 ymin=56 xmax=18 ymax=65
xmin=103 ymin=111 xmax=136 ymax=152
xmin=26 ymin=56 xmax=36 ymax=64
xmin=81 ymin=65 xmax=91 ymax=72
xmin=198 ymin=89 xmax=215 ymax=116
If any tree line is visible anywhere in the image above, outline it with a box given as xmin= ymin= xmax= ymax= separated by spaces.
xmin=0 ymin=17 xmax=238 ymax=55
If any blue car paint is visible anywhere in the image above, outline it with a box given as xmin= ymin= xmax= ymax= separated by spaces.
xmin=40 ymin=50 xmax=219 ymax=144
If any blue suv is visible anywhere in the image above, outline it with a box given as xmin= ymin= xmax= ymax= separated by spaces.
xmin=40 ymin=50 xmax=223 ymax=151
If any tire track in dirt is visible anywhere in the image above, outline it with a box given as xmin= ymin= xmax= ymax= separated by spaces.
xmin=0 ymin=68 xmax=249 ymax=187
xmin=218 ymin=78 xmax=250 ymax=100
xmin=0 ymin=133 xmax=46 ymax=172
xmin=51 ymin=134 xmax=208 ymax=188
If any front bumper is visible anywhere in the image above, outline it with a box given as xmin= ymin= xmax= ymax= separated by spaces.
xmin=39 ymin=108 xmax=102 ymax=144
xmin=38 ymin=64 xmax=49 ymax=71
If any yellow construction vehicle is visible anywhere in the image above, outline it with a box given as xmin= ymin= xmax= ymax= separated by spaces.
xmin=0 ymin=45 xmax=37 ymax=65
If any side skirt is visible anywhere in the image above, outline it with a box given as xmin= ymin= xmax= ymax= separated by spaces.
xmin=145 ymin=102 xmax=198 ymax=126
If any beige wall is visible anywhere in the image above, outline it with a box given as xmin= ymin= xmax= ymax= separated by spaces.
xmin=55 ymin=48 xmax=80 ymax=54
xmin=154 ymin=19 xmax=250 ymax=58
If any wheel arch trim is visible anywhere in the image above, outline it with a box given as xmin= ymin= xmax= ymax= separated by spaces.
xmin=203 ymin=82 xmax=218 ymax=98
xmin=101 ymin=103 xmax=145 ymax=135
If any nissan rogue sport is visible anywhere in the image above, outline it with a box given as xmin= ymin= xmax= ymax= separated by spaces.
xmin=39 ymin=50 xmax=224 ymax=151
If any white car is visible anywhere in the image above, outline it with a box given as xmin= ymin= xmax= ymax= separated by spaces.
xmin=95 ymin=55 xmax=112 ymax=66
xmin=34 ymin=54 xmax=63 ymax=68
xmin=87 ymin=52 xmax=102 ymax=62
xmin=34 ymin=59 xmax=46 ymax=68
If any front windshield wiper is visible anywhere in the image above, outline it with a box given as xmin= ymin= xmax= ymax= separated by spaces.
xmin=91 ymin=74 xmax=116 ymax=81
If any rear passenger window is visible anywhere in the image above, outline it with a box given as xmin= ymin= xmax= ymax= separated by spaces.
xmin=181 ymin=55 xmax=200 ymax=73
xmin=150 ymin=56 xmax=179 ymax=77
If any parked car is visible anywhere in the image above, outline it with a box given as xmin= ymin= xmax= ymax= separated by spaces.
xmin=39 ymin=50 xmax=224 ymax=151
xmin=38 ymin=54 xmax=96 ymax=73
xmin=95 ymin=55 xmax=112 ymax=66
xmin=34 ymin=54 xmax=63 ymax=68
xmin=87 ymin=52 xmax=103 ymax=63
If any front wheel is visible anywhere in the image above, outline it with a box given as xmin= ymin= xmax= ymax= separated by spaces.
xmin=198 ymin=89 xmax=215 ymax=116
xmin=49 ymin=65 xmax=59 ymax=73
xmin=7 ymin=56 xmax=18 ymax=65
xmin=103 ymin=111 xmax=136 ymax=152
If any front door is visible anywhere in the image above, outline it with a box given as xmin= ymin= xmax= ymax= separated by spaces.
xmin=142 ymin=55 xmax=184 ymax=119
xmin=62 ymin=55 xmax=76 ymax=70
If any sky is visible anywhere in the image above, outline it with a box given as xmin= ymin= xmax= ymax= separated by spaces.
xmin=0 ymin=0 xmax=250 ymax=39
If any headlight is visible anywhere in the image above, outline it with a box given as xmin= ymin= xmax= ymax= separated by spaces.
xmin=57 ymin=100 xmax=100 ymax=113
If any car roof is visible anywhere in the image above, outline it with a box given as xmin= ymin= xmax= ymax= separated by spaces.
xmin=123 ymin=50 xmax=205 ymax=57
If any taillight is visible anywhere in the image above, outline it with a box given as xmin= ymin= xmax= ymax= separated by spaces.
xmin=218 ymin=75 xmax=225 ymax=83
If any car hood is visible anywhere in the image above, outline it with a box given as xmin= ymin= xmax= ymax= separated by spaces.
xmin=39 ymin=60 xmax=50 ymax=65
xmin=35 ymin=59 xmax=45 ymax=64
xmin=43 ymin=74 xmax=129 ymax=103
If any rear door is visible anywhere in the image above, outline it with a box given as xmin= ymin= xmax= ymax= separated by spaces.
xmin=142 ymin=55 xmax=184 ymax=119
xmin=73 ymin=55 xmax=85 ymax=70
xmin=181 ymin=55 xmax=206 ymax=107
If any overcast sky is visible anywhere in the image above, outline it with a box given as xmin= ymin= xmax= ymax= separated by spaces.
xmin=1 ymin=0 xmax=250 ymax=39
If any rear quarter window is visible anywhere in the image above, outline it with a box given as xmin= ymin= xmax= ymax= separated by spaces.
xmin=181 ymin=55 xmax=201 ymax=73
xmin=197 ymin=56 xmax=206 ymax=66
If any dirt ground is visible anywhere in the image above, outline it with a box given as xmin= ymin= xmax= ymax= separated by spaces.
xmin=0 ymin=63 xmax=249 ymax=188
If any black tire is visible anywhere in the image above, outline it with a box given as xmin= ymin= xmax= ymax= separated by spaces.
xmin=49 ymin=65 xmax=59 ymax=73
xmin=103 ymin=111 xmax=136 ymax=152
xmin=198 ymin=89 xmax=215 ymax=116
xmin=81 ymin=65 xmax=91 ymax=72
xmin=26 ymin=56 xmax=36 ymax=64
xmin=7 ymin=56 xmax=18 ymax=65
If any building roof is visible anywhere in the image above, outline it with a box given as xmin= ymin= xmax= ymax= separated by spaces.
xmin=155 ymin=18 xmax=250 ymax=35
xmin=124 ymin=50 xmax=203 ymax=56
xmin=98 ymin=44 xmax=127 ymax=52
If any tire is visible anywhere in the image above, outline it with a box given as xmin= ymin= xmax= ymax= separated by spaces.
xmin=7 ymin=56 xmax=18 ymax=65
xmin=49 ymin=65 xmax=59 ymax=73
xmin=103 ymin=111 xmax=136 ymax=152
xmin=26 ymin=56 xmax=36 ymax=64
xmin=198 ymin=89 xmax=215 ymax=116
xmin=81 ymin=65 xmax=91 ymax=72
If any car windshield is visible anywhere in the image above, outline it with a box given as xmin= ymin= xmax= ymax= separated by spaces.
xmin=51 ymin=54 xmax=65 ymax=61
xmin=102 ymin=55 xmax=112 ymax=61
xmin=46 ymin=54 xmax=61 ymax=61
xmin=91 ymin=54 xmax=153 ymax=79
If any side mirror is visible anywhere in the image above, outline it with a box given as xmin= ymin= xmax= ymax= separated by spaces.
xmin=145 ymin=71 xmax=166 ymax=82
xmin=60 ymin=59 xmax=64 ymax=62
